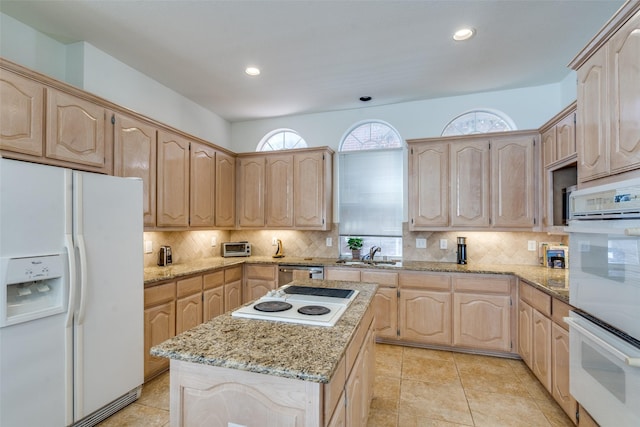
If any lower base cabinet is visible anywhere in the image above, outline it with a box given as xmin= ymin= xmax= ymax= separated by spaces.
xmin=243 ymin=264 xmax=277 ymax=303
xmin=144 ymin=282 xmax=176 ymax=380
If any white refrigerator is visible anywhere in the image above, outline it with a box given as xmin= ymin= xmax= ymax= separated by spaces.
xmin=0 ymin=158 xmax=143 ymax=427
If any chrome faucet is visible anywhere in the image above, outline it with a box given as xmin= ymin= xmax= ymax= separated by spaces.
xmin=369 ymin=246 xmax=381 ymax=261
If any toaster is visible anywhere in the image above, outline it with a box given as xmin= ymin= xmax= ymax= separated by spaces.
xmin=158 ymin=245 xmax=173 ymax=266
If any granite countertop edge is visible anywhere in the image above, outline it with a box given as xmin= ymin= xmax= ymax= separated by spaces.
xmin=145 ymin=256 xmax=569 ymax=302
xmin=150 ymin=279 xmax=378 ymax=383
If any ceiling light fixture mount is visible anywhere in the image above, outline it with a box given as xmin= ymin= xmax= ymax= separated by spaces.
xmin=245 ymin=67 xmax=261 ymax=76
xmin=453 ymin=28 xmax=475 ymax=41
xmin=359 ymin=96 xmax=372 ymax=102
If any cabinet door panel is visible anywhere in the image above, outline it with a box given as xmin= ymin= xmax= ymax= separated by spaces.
xmin=556 ymin=113 xmax=576 ymax=160
xmin=453 ymin=293 xmax=510 ymax=352
xmin=144 ymin=301 xmax=175 ymax=379
xmin=542 ymin=128 xmax=556 ymax=167
xmin=400 ymin=289 xmax=452 ymax=345
xmin=551 ymin=322 xmax=577 ymax=423
xmin=609 ymin=11 xmax=640 ymax=174
xmin=450 ymin=140 xmax=490 ymax=227
xmin=266 ymin=154 xmax=293 ymax=227
xmin=532 ymin=309 xmax=552 ymax=392
xmin=46 ymin=88 xmax=107 ymax=169
xmin=203 ymin=287 xmax=224 ymax=322
xmin=190 ymin=142 xmax=216 ymax=227
xmin=224 ymin=281 xmax=242 ymax=311
xmin=518 ymin=299 xmax=533 ymax=368
xmin=0 ymin=70 xmax=44 ymax=156
xmin=491 ymin=136 xmax=535 ymax=228
xmin=577 ymin=48 xmax=609 ymax=181
xmin=294 ymin=151 xmax=328 ymax=229
xmin=409 ymin=142 xmax=449 ymax=227
xmin=215 ymin=151 xmax=236 ymax=227
xmin=176 ymin=293 xmax=203 ymax=334
xmin=113 ymin=114 xmax=157 ymax=227
xmin=157 ymin=131 xmax=190 ymax=227
xmin=373 ymin=287 xmax=397 ymax=339
xmin=237 ymin=156 xmax=265 ymax=227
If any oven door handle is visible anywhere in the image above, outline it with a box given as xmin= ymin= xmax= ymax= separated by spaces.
xmin=565 ymin=317 xmax=640 ymax=368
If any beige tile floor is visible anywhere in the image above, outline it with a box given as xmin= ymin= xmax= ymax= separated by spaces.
xmin=98 ymin=344 xmax=574 ymax=427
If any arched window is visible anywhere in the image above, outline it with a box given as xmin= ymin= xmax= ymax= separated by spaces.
xmin=441 ymin=109 xmax=516 ymax=136
xmin=338 ymin=120 xmax=404 ymax=259
xmin=256 ymin=129 xmax=308 ymax=151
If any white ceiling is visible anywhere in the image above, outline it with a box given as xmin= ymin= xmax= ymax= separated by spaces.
xmin=1 ymin=0 xmax=624 ymax=122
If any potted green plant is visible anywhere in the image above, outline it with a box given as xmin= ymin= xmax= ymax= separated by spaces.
xmin=347 ymin=237 xmax=364 ymax=260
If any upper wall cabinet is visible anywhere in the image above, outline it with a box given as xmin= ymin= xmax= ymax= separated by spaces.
xmin=113 ymin=113 xmax=157 ymax=227
xmin=215 ymin=151 xmax=236 ymax=228
xmin=541 ymin=104 xmax=576 ymax=169
xmin=0 ymin=68 xmax=44 ymax=157
xmin=570 ymin=4 xmax=640 ymax=183
xmin=46 ymin=88 xmax=111 ymax=172
xmin=157 ymin=131 xmax=191 ymax=227
xmin=408 ymin=131 xmax=537 ymax=230
xmin=236 ymin=147 xmax=333 ymax=230
xmin=190 ymin=142 xmax=217 ymax=228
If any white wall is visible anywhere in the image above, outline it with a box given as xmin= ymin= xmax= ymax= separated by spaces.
xmin=1 ymin=13 xmax=231 ymax=148
xmin=559 ymin=71 xmax=578 ymax=107
xmin=230 ymin=82 xmax=571 ymax=153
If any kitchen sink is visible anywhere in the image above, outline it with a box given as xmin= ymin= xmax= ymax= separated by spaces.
xmin=339 ymin=260 xmax=403 ymax=267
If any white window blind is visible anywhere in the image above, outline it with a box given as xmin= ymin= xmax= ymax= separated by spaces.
xmin=339 ymin=148 xmax=403 ymax=236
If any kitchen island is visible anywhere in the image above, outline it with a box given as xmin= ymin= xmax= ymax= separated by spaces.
xmin=151 ymin=279 xmax=377 ymax=427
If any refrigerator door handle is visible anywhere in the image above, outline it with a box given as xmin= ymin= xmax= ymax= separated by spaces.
xmin=64 ymin=234 xmax=76 ymax=327
xmin=76 ymin=233 xmax=88 ymax=325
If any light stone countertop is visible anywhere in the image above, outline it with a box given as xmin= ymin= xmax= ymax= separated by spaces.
xmin=144 ymin=256 xmax=569 ymax=302
xmin=150 ymin=279 xmax=377 ymax=383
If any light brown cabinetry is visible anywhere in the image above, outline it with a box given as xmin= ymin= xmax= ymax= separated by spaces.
xmin=237 ymin=148 xmax=333 ymax=230
xmin=46 ymin=88 xmax=111 ymax=172
xmin=452 ymin=275 xmax=513 ymax=352
xmin=144 ymin=282 xmax=176 ymax=380
xmin=362 ymin=270 xmax=398 ymax=340
xmin=215 ymin=151 xmax=236 ymax=228
xmin=409 ymin=142 xmax=449 ymax=227
xmin=176 ymin=275 xmax=203 ymax=334
xmin=223 ymin=265 xmax=243 ymax=311
xmin=541 ymin=105 xmax=576 ymax=168
xmin=571 ymin=6 xmax=640 ymax=182
xmin=203 ymin=271 xmax=224 ymax=322
xmin=113 ymin=113 xmax=157 ymax=227
xmin=243 ymin=264 xmax=277 ymax=303
xmin=189 ymin=142 xmax=216 ymax=227
xmin=0 ymin=68 xmax=44 ymax=157
xmin=157 ymin=131 xmax=190 ymax=227
xmin=398 ymin=272 xmax=452 ymax=345
xmin=518 ymin=281 xmax=577 ymax=423
xmin=408 ymin=132 xmax=537 ymax=230
xmin=266 ymin=154 xmax=294 ymax=227
xmin=450 ymin=138 xmax=491 ymax=227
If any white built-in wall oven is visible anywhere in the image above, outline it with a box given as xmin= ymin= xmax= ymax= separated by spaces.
xmin=565 ymin=178 xmax=640 ymax=427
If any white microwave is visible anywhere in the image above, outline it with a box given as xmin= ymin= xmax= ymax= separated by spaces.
xmin=222 ymin=242 xmax=251 ymax=257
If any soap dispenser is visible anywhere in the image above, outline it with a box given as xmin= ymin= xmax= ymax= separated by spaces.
xmin=273 ymin=239 xmax=285 ymax=258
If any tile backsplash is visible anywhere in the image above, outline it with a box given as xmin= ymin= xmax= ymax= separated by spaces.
xmin=143 ymin=224 xmax=567 ymax=267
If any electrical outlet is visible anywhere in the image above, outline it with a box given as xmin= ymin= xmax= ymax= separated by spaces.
xmin=416 ymin=238 xmax=427 ymax=249
xmin=527 ymin=240 xmax=537 ymax=251
xmin=440 ymin=239 xmax=448 ymax=250
xmin=326 ymin=237 xmax=332 ymax=247
xmin=272 ymin=237 xmax=278 ymax=246
xmin=144 ymin=240 xmax=152 ymax=253
xmin=211 ymin=236 xmax=217 ymax=247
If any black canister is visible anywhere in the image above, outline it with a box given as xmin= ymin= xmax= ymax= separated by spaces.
xmin=457 ymin=237 xmax=467 ymax=265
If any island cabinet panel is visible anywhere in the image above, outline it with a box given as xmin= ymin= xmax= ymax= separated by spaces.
xmin=170 ymin=360 xmax=322 ymax=427
xmin=144 ymin=282 xmax=176 ymax=381
xmin=452 ymin=275 xmax=513 ymax=353
xmin=176 ymin=275 xmax=203 ymax=334
xmin=189 ymin=142 xmax=216 ymax=227
xmin=243 ymin=264 xmax=276 ymax=303
xmin=157 ymin=131 xmax=190 ymax=227
xmin=362 ymin=270 xmax=398 ymax=340
xmin=409 ymin=141 xmax=449 ymax=228
xmin=266 ymin=154 xmax=294 ymax=227
xmin=450 ymin=139 xmax=490 ymax=227
xmin=113 ymin=113 xmax=157 ymax=227
xmin=215 ymin=151 xmax=236 ymax=228
xmin=323 ymin=356 xmax=346 ymax=423
xmin=0 ymin=68 xmax=44 ymax=157
xmin=46 ymin=88 xmax=111 ymax=172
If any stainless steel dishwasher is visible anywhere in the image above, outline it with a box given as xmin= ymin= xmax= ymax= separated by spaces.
xmin=278 ymin=265 xmax=324 ymax=286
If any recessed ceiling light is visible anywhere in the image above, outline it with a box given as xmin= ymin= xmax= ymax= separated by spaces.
xmin=453 ymin=28 xmax=475 ymax=41
xmin=359 ymin=96 xmax=372 ymax=102
xmin=245 ymin=67 xmax=261 ymax=76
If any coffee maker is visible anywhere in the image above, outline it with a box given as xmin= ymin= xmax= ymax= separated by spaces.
xmin=457 ymin=237 xmax=467 ymax=265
